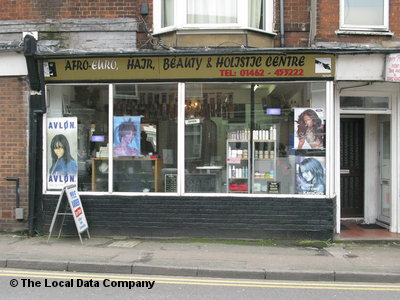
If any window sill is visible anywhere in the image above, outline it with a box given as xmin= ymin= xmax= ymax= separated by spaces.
xmin=335 ymin=29 xmax=394 ymax=36
xmin=153 ymin=26 xmax=275 ymax=37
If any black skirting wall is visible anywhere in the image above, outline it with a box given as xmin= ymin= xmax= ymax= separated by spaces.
xmin=40 ymin=195 xmax=335 ymax=240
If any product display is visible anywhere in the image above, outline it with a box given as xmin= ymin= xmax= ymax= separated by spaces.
xmin=227 ymin=140 xmax=250 ymax=193
xmin=252 ymin=138 xmax=277 ymax=193
xmin=226 ymin=124 xmax=277 ymax=193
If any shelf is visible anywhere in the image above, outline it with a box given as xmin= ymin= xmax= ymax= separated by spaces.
xmin=227 ymin=159 xmax=249 ymax=161
xmin=253 ymin=139 xmax=276 ymax=142
xmin=252 ymin=134 xmax=277 ymax=194
xmin=227 ymin=140 xmax=249 ymax=142
xmin=226 ymin=139 xmax=250 ymax=193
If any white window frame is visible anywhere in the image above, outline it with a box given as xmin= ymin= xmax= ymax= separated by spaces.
xmin=339 ymin=0 xmax=389 ymax=31
xmin=153 ymin=0 xmax=273 ymax=34
xmin=43 ymin=81 xmax=334 ymax=200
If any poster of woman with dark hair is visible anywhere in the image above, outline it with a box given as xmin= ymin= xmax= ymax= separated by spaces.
xmin=47 ymin=117 xmax=78 ymax=190
xmin=113 ymin=116 xmax=141 ymax=157
xmin=294 ymin=108 xmax=325 ymax=149
xmin=49 ymin=134 xmax=77 ymax=175
xmin=296 ymin=156 xmax=325 ymax=195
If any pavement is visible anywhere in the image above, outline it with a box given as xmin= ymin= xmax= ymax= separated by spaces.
xmin=0 ymin=233 xmax=400 ymax=283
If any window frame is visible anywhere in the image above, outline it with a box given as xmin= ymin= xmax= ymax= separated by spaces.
xmin=339 ymin=0 xmax=389 ymax=32
xmin=153 ymin=0 xmax=273 ymax=34
xmin=43 ymin=81 xmax=333 ymax=199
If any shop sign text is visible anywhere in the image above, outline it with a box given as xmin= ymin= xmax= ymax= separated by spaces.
xmin=44 ymin=54 xmax=334 ymax=81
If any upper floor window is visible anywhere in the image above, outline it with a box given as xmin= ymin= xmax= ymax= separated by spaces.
xmin=249 ymin=0 xmax=265 ymax=29
xmin=155 ymin=0 xmax=272 ymax=33
xmin=162 ymin=0 xmax=174 ymax=27
xmin=340 ymin=0 xmax=389 ymax=31
xmin=187 ymin=0 xmax=237 ymax=24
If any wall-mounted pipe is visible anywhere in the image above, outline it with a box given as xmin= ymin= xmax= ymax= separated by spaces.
xmin=5 ymin=177 xmax=23 ymax=221
xmin=309 ymin=0 xmax=317 ymax=46
xmin=280 ymin=0 xmax=285 ymax=47
xmin=24 ymin=34 xmax=44 ymax=234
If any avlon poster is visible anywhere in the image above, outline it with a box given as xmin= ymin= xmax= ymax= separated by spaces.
xmin=294 ymin=108 xmax=325 ymax=150
xmin=47 ymin=117 xmax=78 ymax=190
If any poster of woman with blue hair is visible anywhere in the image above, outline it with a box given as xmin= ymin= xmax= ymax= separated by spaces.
xmin=296 ymin=156 xmax=325 ymax=195
xmin=113 ymin=116 xmax=141 ymax=157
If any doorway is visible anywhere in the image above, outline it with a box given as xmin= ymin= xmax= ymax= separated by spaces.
xmin=340 ymin=117 xmax=364 ymax=218
xmin=340 ymin=114 xmax=391 ymax=227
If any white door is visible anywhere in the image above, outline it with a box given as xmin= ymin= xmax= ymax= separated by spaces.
xmin=377 ymin=115 xmax=391 ymax=225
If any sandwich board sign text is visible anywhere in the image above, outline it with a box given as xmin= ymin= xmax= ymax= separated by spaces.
xmin=66 ymin=185 xmax=88 ymax=233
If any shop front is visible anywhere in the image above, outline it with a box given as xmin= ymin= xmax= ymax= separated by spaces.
xmin=39 ymin=51 xmax=336 ymax=239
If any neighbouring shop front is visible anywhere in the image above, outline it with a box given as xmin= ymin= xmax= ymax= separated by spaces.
xmin=335 ymin=53 xmax=400 ymax=236
xmin=38 ymin=51 xmax=336 ymax=239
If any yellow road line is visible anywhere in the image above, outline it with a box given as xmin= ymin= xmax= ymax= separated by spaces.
xmin=0 ymin=269 xmax=399 ymax=291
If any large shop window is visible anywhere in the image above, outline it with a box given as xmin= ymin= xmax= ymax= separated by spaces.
xmin=46 ymin=84 xmax=177 ymax=193
xmin=46 ymin=85 xmax=109 ymax=192
xmin=185 ymin=82 xmax=327 ymax=195
xmin=112 ymin=84 xmax=177 ymax=193
xmin=45 ymin=82 xmax=327 ymax=196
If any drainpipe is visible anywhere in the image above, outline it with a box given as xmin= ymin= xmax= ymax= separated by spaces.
xmin=280 ymin=0 xmax=285 ymax=47
xmin=309 ymin=0 xmax=317 ymax=46
xmin=24 ymin=34 xmax=45 ymax=236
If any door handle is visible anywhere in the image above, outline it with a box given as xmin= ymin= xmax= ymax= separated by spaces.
xmin=340 ymin=169 xmax=350 ymax=174
xmin=381 ymin=180 xmax=390 ymax=185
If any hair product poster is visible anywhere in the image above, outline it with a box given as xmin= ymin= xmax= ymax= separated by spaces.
xmin=113 ymin=116 xmax=141 ymax=157
xmin=47 ymin=117 xmax=78 ymax=190
xmin=295 ymin=156 xmax=325 ymax=195
xmin=294 ymin=108 xmax=325 ymax=150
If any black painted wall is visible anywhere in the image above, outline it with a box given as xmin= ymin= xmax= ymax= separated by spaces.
xmin=40 ymin=195 xmax=335 ymax=240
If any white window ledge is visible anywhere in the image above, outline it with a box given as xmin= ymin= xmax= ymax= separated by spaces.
xmin=335 ymin=29 xmax=394 ymax=36
xmin=153 ymin=26 xmax=276 ymax=37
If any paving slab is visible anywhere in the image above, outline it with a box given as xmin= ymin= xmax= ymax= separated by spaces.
xmin=0 ymin=234 xmax=399 ymax=282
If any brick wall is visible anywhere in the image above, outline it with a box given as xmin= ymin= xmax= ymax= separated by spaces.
xmin=0 ymin=0 xmax=137 ymax=20
xmin=0 ymin=0 xmax=151 ymax=50
xmin=41 ymin=195 xmax=335 ymax=240
xmin=0 ymin=77 xmax=29 ymax=232
xmin=274 ymin=0 xmax=311 ymax=47
xmin=136 ymin=0 xmax=153 ymax=49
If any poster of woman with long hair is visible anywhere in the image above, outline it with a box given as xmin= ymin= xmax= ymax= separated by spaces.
xmin=294 ymin=108 xmax=325 ymax=149
xmin=47 ymin=117 xmax=78 ymax=190
xmin=295 ymin=156 xmax=325 ymax=195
